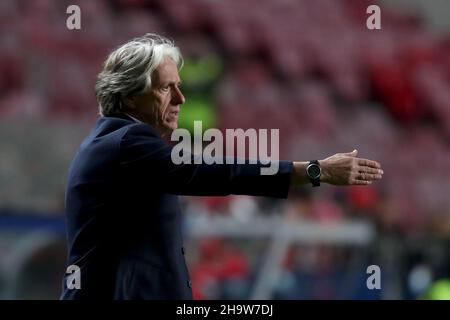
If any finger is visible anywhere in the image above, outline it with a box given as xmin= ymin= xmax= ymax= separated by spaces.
xmin=352 ymin=179 xmax=373 ymax=185
xmin=355 ymin=172 xmax=383 ymax=181
xmin=357 ymin=158 xmax=381 ymax=169
xmin=358 ymin=166 xmax=384 ymax=175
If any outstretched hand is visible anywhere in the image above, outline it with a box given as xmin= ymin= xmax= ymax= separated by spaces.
xmin=319 ymin=149 xmax=383 ymax=185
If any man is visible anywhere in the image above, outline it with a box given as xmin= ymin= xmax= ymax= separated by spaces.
xmin=61 ymin=34 xmax=383 ymax=300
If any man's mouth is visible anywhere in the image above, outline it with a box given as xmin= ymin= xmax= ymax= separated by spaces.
xmin=167 ymin=110 xmax=179 ymax=121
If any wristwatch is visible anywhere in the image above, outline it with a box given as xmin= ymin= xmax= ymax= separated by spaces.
xmin=306 ymin=160 xmax=321 ymax=187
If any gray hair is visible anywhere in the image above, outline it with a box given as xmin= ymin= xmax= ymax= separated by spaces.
xmin=95 ymin=33 xmax=183 ymax=116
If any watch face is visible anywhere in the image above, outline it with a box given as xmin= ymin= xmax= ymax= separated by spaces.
xmin=307 ymin=164 xmax=321 ymax=179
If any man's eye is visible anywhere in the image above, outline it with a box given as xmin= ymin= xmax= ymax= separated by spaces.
xmin=161 ymin=86 xmax=170 ymax=91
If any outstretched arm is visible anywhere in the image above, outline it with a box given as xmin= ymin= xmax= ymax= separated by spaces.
xmin=121 ymin=125 xmax=383 ymax=197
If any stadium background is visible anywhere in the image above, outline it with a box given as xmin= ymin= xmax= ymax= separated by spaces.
xmin=0 ymin=0 xmax=449 ymax=299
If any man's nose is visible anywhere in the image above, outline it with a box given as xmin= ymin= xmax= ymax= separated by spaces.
xmin=172 ymin=86 xmax=185 ymax=105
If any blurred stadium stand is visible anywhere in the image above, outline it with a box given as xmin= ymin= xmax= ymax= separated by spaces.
xmin=0 ymin=0 xmax=449 ymax=299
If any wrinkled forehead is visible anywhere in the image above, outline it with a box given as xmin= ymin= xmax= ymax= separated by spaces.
xmin=151 ymin=57 xmax=181 ymax=85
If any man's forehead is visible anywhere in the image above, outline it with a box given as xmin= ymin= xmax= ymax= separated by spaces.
xmin=152 ymin=58 xmax=180 ymax=83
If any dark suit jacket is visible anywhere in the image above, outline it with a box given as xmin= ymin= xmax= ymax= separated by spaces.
xmin=61 ymin=114 xmax=293 ymax=300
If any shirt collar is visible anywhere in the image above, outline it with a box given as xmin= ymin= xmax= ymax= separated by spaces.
xmin=124 ymin=113 xmax=142 ymax=123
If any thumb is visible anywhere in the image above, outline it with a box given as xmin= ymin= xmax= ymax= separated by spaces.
xmin=343 ymin=149 xmax=358 ymax=157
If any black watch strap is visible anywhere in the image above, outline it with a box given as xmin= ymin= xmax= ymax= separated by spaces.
xmin=308 ymin=160 xmax=321 ymax=187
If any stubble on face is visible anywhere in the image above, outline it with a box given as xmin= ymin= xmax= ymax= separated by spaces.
xmin=130 ymin=57 xmax=184 ymax=138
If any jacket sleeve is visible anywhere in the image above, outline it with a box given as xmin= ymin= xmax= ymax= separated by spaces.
xmin=119 ymin=124 xmax=293 ymax=198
